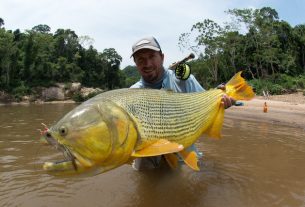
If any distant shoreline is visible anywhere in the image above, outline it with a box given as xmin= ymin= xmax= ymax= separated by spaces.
xmin=1 ymin=92 xmax=304 ymax=130
xmin=226 ymin=92 xmax=305 ymax=129
xmin=0 ymin=99 xmax=76 ymax=106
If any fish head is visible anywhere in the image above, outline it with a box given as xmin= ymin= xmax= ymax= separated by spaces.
xmin=43 ymin=100 xmax=138 ymax=175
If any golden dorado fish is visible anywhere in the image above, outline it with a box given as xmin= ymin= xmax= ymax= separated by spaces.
xmin=42 ymin=71 xmax=254 ymax=174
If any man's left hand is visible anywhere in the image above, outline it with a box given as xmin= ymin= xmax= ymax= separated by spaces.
xmin=221 ymin=94 xmax=235 ymax=109
xmin=217 ymin=83 xmax=236 ymax=109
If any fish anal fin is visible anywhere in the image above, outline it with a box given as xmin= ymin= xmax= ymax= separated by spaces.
xmin=207 ymin=102 xmax=225 ymax=139
xmin=132 ymin=139 xmax=184 ymax=157
xmin=179 ymin=149 xmax=200 ymax=171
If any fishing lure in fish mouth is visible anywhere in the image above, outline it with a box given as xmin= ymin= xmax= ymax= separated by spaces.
xmin=38 ymin=123 xmax=78 ymax=172
xmin=38 ymin=123 xmax=49 ymax=144
xmin=41 ymin=129 xmax=78 ymax=172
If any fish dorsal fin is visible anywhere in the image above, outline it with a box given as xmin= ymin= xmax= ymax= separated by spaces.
xmin=132 ymin=139 xmax=183 ymax=157
xmin=179 ymin=149 xmax=200 ymax=171
xmin=164 ymin=153 xmax=179 ymax=169
xmin=206 ymin=101 xmax=225 ymax=139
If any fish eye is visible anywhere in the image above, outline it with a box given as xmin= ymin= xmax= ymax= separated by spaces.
xmin=59 ymin=126 xmax=68 ymax=136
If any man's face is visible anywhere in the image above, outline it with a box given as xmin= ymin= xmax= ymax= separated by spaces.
xmin=133 ymin=49 xmax=164 ymax=84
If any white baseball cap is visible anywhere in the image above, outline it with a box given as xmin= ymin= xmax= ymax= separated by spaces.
xmin=131 ymin=36 xmax=162 ymax=57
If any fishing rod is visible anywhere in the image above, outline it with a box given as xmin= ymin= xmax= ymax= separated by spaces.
xmin=169 ymin=53 xmax=195 ymax=80
xmin=170 ymin=53 xmax=245 ymax=107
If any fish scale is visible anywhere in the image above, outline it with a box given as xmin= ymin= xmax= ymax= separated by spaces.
xmin=88 ymin=88 xmax=224 ymax=147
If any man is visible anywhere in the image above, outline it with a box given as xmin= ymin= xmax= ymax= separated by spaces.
xmin=130 ymin=36 xmax=234 ymax=170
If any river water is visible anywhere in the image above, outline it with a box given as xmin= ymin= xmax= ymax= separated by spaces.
xmin=1 ymin=104 xmax=305 ymax=207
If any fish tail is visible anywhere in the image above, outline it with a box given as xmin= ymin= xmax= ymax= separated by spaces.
xmin=206 ymin=71 xmax=254 ymax=139
xmin=225 ymin=71 xmax=255 ymax=100
xmin=206 ymin=101 xmax=225 ymax=139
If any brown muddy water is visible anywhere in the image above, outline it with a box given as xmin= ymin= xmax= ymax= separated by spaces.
xmin=1 ymin=104 xmax=305 ymax=207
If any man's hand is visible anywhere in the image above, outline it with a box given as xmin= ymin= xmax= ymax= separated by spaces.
xmin=221 ymin=94 xmax=235 ymax=109
xmin=217 ymin=83 xmax=235 ymax=109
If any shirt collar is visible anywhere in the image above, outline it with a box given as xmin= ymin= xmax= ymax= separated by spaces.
xmin=141 ymin=68 xmax=167 ymax=89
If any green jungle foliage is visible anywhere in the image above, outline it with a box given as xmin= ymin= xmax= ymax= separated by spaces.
xmin=249 ymin=74 xmax=305 ymax=95
xmin=178 ymin=7 xmax=305 ymax=95
xmin=0 ymin=23 xmax=124 ymax=96
xmin=72 ymin=90 xmax=103 ymax=103
xmin=122 ymin=65 xmax=140 ymax=87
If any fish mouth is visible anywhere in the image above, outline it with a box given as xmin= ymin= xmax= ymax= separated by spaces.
xmin=43 ymin=132 xmax=78 ymax=172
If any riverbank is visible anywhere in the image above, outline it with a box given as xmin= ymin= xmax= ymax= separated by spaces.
xmin=1 ymin=91 xmax=304 ymax=129
xmin=226 ymin=92 xmax=305 ymax=129
xmin=0 ymin=83 xmax=103 ymax=105
xmin=0 ymin=99 xmax=76 ymax=106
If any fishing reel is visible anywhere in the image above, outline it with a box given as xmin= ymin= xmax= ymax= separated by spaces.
xmin=175 ymin=63 xmax=191 ymax=80
xmin=169 ymin=53 xmax=195 ymax=80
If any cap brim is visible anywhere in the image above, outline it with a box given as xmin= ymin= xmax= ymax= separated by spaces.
xmin=130 ymin=46 xmax=161 ymax=58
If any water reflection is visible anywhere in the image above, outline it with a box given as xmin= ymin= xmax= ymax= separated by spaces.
xmin=0 ymin=104 xmax=305 ymax=207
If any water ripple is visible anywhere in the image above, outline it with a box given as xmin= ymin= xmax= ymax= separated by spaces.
xmin=1 ymin=105 xmax=305 ymax=207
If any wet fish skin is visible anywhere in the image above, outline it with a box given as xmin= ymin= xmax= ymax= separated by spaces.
xmin=44 ymin=71 xmax=254 ymax=174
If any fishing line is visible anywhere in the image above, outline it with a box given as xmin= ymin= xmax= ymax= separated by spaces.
xmin=33 ymin=123 xmax=49 ymax=172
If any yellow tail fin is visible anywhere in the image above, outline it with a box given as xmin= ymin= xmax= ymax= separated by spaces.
xmin=206 ymin=101 xmax=225 ymax=139
xmin=206 ymin=71 xmax=254 ymax=139
xmin=225 ymin=71 xmax=255 ymax=100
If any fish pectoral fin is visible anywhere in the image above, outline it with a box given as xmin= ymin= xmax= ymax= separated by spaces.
xmin=132 ymin=139 xmax=184 ymax=157
xmin=164 ymin=153 xmax=179 ymax=169
xmin=206 ymin=101 xmax=225 ymax=139
xmin=179 ymin=149 xmax=200 ymax=171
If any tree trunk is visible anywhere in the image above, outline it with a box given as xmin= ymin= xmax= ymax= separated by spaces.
xmin=213 ymin=56 xmax=218 ymax=83
xmin=230 ymin=48 xmax=236 ymax=73
xmin=270 ymin=62 xmax=275 ymax=77
xmin=302 ymin=46 xmax=305 ymax=72
xmin=6 ymin=65 xmax=10 ymax=87
xmin=247 ymin=66 xmax=255 ymax=79
xmin=255 ymin=62 xmax=260 ymax=78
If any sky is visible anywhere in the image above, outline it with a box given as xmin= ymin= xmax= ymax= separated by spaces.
xmin=1 ymin=0 xmax=305 ymax=68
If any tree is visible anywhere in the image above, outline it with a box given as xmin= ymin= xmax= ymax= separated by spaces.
xmin=79 ymin=46 xmax=105 ymax=87
xmin=179 ymin=19 xmax=226 ymax=83
xmin=32 ymin=24 xmax=51 ymax=34
xmin=53 ymin=29 xmax=80 ymax=61
xmin=0 ymin=29 xmax=16 ymax=88
xmin=122 ymin=65 xmax=140 ymax=87
xmin=78 ymin=35 xmax=94 ymax=49
xmin=178 ymin=6 xmax=305 ymax=89
xmin=293 ymin=24 xmax=305 ymax=73
xmin=102 ymin=48 xmax=122 ymax=89
xmin=0 ymin=18 xmax=4 ymax=28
